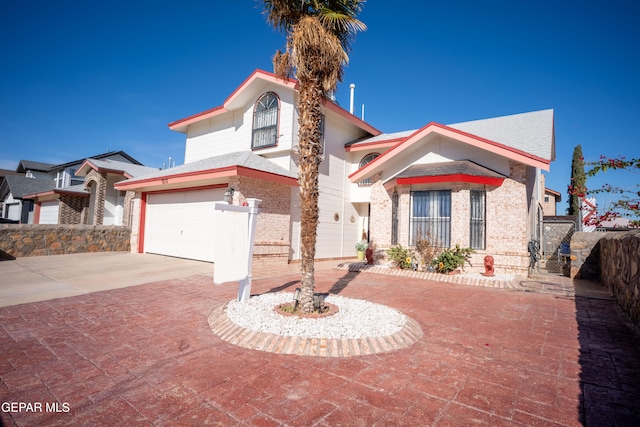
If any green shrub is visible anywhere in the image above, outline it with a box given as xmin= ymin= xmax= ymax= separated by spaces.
xmin=386 ymin=245 xmax=414 ymax=269
xmin=430 ymin=244 xmax=474 ymax=273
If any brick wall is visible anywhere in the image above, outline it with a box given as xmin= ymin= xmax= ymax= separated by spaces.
xmin=0 ymin=224 xmax=130 ymax=259
xmin=230 ymin=176 xmax=292 ymax=263
xmin=85 ymin=169 xmax=107 ymax=225
xmin=369 ymin=161 xmax=531 ymax=276
xmin=58 ymin=194 xmax=88 ymax=224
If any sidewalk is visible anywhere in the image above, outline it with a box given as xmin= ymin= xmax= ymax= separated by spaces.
xmin=1 ymin=254 xmax=639 ymax=425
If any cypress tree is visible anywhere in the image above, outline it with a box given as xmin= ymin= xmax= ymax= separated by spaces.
xmin=568 ymin=145 xmax=586 ymax=216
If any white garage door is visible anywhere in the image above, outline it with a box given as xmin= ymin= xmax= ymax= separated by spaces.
xmin=6 ymin=203 xmax=21 ymax=221
xmin=39 ymin=201 xmax=59 ymax=224
xmin=144 ymin=188 xmax=225 ymax=262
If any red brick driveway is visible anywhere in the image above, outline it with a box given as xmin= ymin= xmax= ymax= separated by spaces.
xmin=1 ymin=268 xmax=639 ymax=426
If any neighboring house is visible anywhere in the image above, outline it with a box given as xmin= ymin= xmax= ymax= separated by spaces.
xmin=0 ymin=151 xmax=153 ymax=225
xmin=0 ymin=169 xmax=23 ymax=220
xmin=116 ymin=69 xmax=555 ymax=276
xmin=0 ymin=175 xmax=54 ymax=223
xmin=540 ymin=173 xmax=561 ymax=216
xmin=543 ymin=188 xmax=561 ymax=216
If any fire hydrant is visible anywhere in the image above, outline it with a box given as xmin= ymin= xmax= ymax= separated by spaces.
xmin=482 ymin=255 xmax=495 ymax=277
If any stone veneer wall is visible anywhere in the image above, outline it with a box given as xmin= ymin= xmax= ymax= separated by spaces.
xmin=571 ymin=230 xmax=640 ymax=326
xmin=0 ymin=224 xmax=130 ymax=259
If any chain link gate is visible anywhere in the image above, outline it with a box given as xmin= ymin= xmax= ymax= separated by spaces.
xmin=541 ymin=217 xmax=577 ymax=274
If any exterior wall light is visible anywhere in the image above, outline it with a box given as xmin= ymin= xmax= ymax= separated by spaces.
xmin=224 ymin=188 xmax=234 ymax=204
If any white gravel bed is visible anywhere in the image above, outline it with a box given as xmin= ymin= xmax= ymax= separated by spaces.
xmin=225 ymin=292 xmax=406 ymax=339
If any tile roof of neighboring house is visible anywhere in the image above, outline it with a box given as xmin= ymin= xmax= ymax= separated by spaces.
xmin=545 ymin=187 xmax=562 ymax=201
xmin=598 ymin=217 xmax=635 ymax=229
xmin=16 ymin=151 xmax=142 ymax=174
xmin=116 ymin=151 xmax=298 ymax=191
xmin=395 ymin=161 xmax=507 ymax=180
xmin=77 ymin=158 xmax=159 ymax=178
xmin=17 ymin=160 xmax=56 ymax=173
xmin=1 ymin=175 xmax=55 ymax=199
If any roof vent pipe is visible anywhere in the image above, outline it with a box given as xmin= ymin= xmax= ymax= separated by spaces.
xmin=349 ymin=84 xmax=355 ymax=115
xmin=361 ymin=104 xmax=365 ymax=121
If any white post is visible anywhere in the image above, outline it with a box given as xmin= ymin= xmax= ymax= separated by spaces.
xmin=212 ymin=198 xmax=262 ymax=302
xmin=237 ymin=198 xmax=261 ymax=301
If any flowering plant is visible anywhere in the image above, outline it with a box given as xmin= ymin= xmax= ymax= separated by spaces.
xmin=386 ymin=245 xmax=413 ymax=269
xmin=430 ymin=245 xmax=474 ymax=273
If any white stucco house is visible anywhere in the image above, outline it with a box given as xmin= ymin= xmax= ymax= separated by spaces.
xmin=116 ymin=69 xmax=555 ymax=276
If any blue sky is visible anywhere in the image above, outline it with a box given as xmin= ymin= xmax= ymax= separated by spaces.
xmin=1 ymin=0 xmax=638 ymax=213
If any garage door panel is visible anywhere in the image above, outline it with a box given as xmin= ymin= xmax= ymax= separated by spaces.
xmin=40 ymin=201 xmax=59 ymax=224
xmin=144 ymin=188 xmax=224 ymax=262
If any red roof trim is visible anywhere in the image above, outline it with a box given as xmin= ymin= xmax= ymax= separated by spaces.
xmin=77 ymin=159 xmax=132 ymax=178
xmin=396 ymin=174 xmax=505 ymax=186
xmin=168 ymin=105 xmax=227 ymax=130
xmin=349 ymin=122 xmax=551 ymax=182
xmin=225 ymin=69 xmax=297 ymax=105
xmin=322 ymin=99 xmax=381 ymax=136
xmin=22 ymin=188 xmax=89 ymax=199
xmin=114 ymin=165 xmax=298 ymax=191
xmin=235 ymin=166 xmax=298 ymax=187
xmin=345 ymin=138 xmax=403 ymax=152
xmin=168 ymin=70 xmax=297 ymax=131
xmin=168 ymin=69 xmax=380 ymax=136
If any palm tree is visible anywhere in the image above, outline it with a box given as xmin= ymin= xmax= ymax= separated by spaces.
xmin=262 ymin=0 xmax=366 ymax=312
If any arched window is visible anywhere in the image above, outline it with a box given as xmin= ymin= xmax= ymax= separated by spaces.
xmin=358 ymin=152 xmax=380 ymax=186
xmin=252 ymin=92 xmax=279 ymax=149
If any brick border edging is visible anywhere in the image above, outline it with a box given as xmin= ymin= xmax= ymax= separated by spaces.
xmin=336 ymin=262 xmax=523 ymax=289
xmin=207 ymin=304 xmax=423 ymax=358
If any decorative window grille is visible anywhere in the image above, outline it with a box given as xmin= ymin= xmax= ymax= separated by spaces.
xmin=470 ymin=190 xmax=486 ymax=250
xmin=251 ymin=92 xmax=279 ymax=149
xmin=391 ymin=191 xmax=399 ymax=245
xmin=358 ymin=153 xmax=380 ymax=186
xmin=410 ymin=190 xmax=451 ymax=247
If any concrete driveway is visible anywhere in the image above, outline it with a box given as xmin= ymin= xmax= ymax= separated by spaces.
xmin=0 ymin=252 xmax=214 ymax=307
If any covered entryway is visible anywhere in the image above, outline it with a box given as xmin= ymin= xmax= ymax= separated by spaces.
xmin=143 ymin=188 xmax=225 ymax=262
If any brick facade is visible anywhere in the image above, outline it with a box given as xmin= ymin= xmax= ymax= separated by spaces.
xmin=58 ymin=194 xmax=88 ymax=224
xmin=228 ymin=176 xmax=292 ymax=263
xmin=370 ymin=161 xmax=532 ymax=276
xmin=84 ymin=169 xmax=107 ymax=225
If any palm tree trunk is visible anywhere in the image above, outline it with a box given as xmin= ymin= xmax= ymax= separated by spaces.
xmin=297 ymin=78 xmax=324 ymax=313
